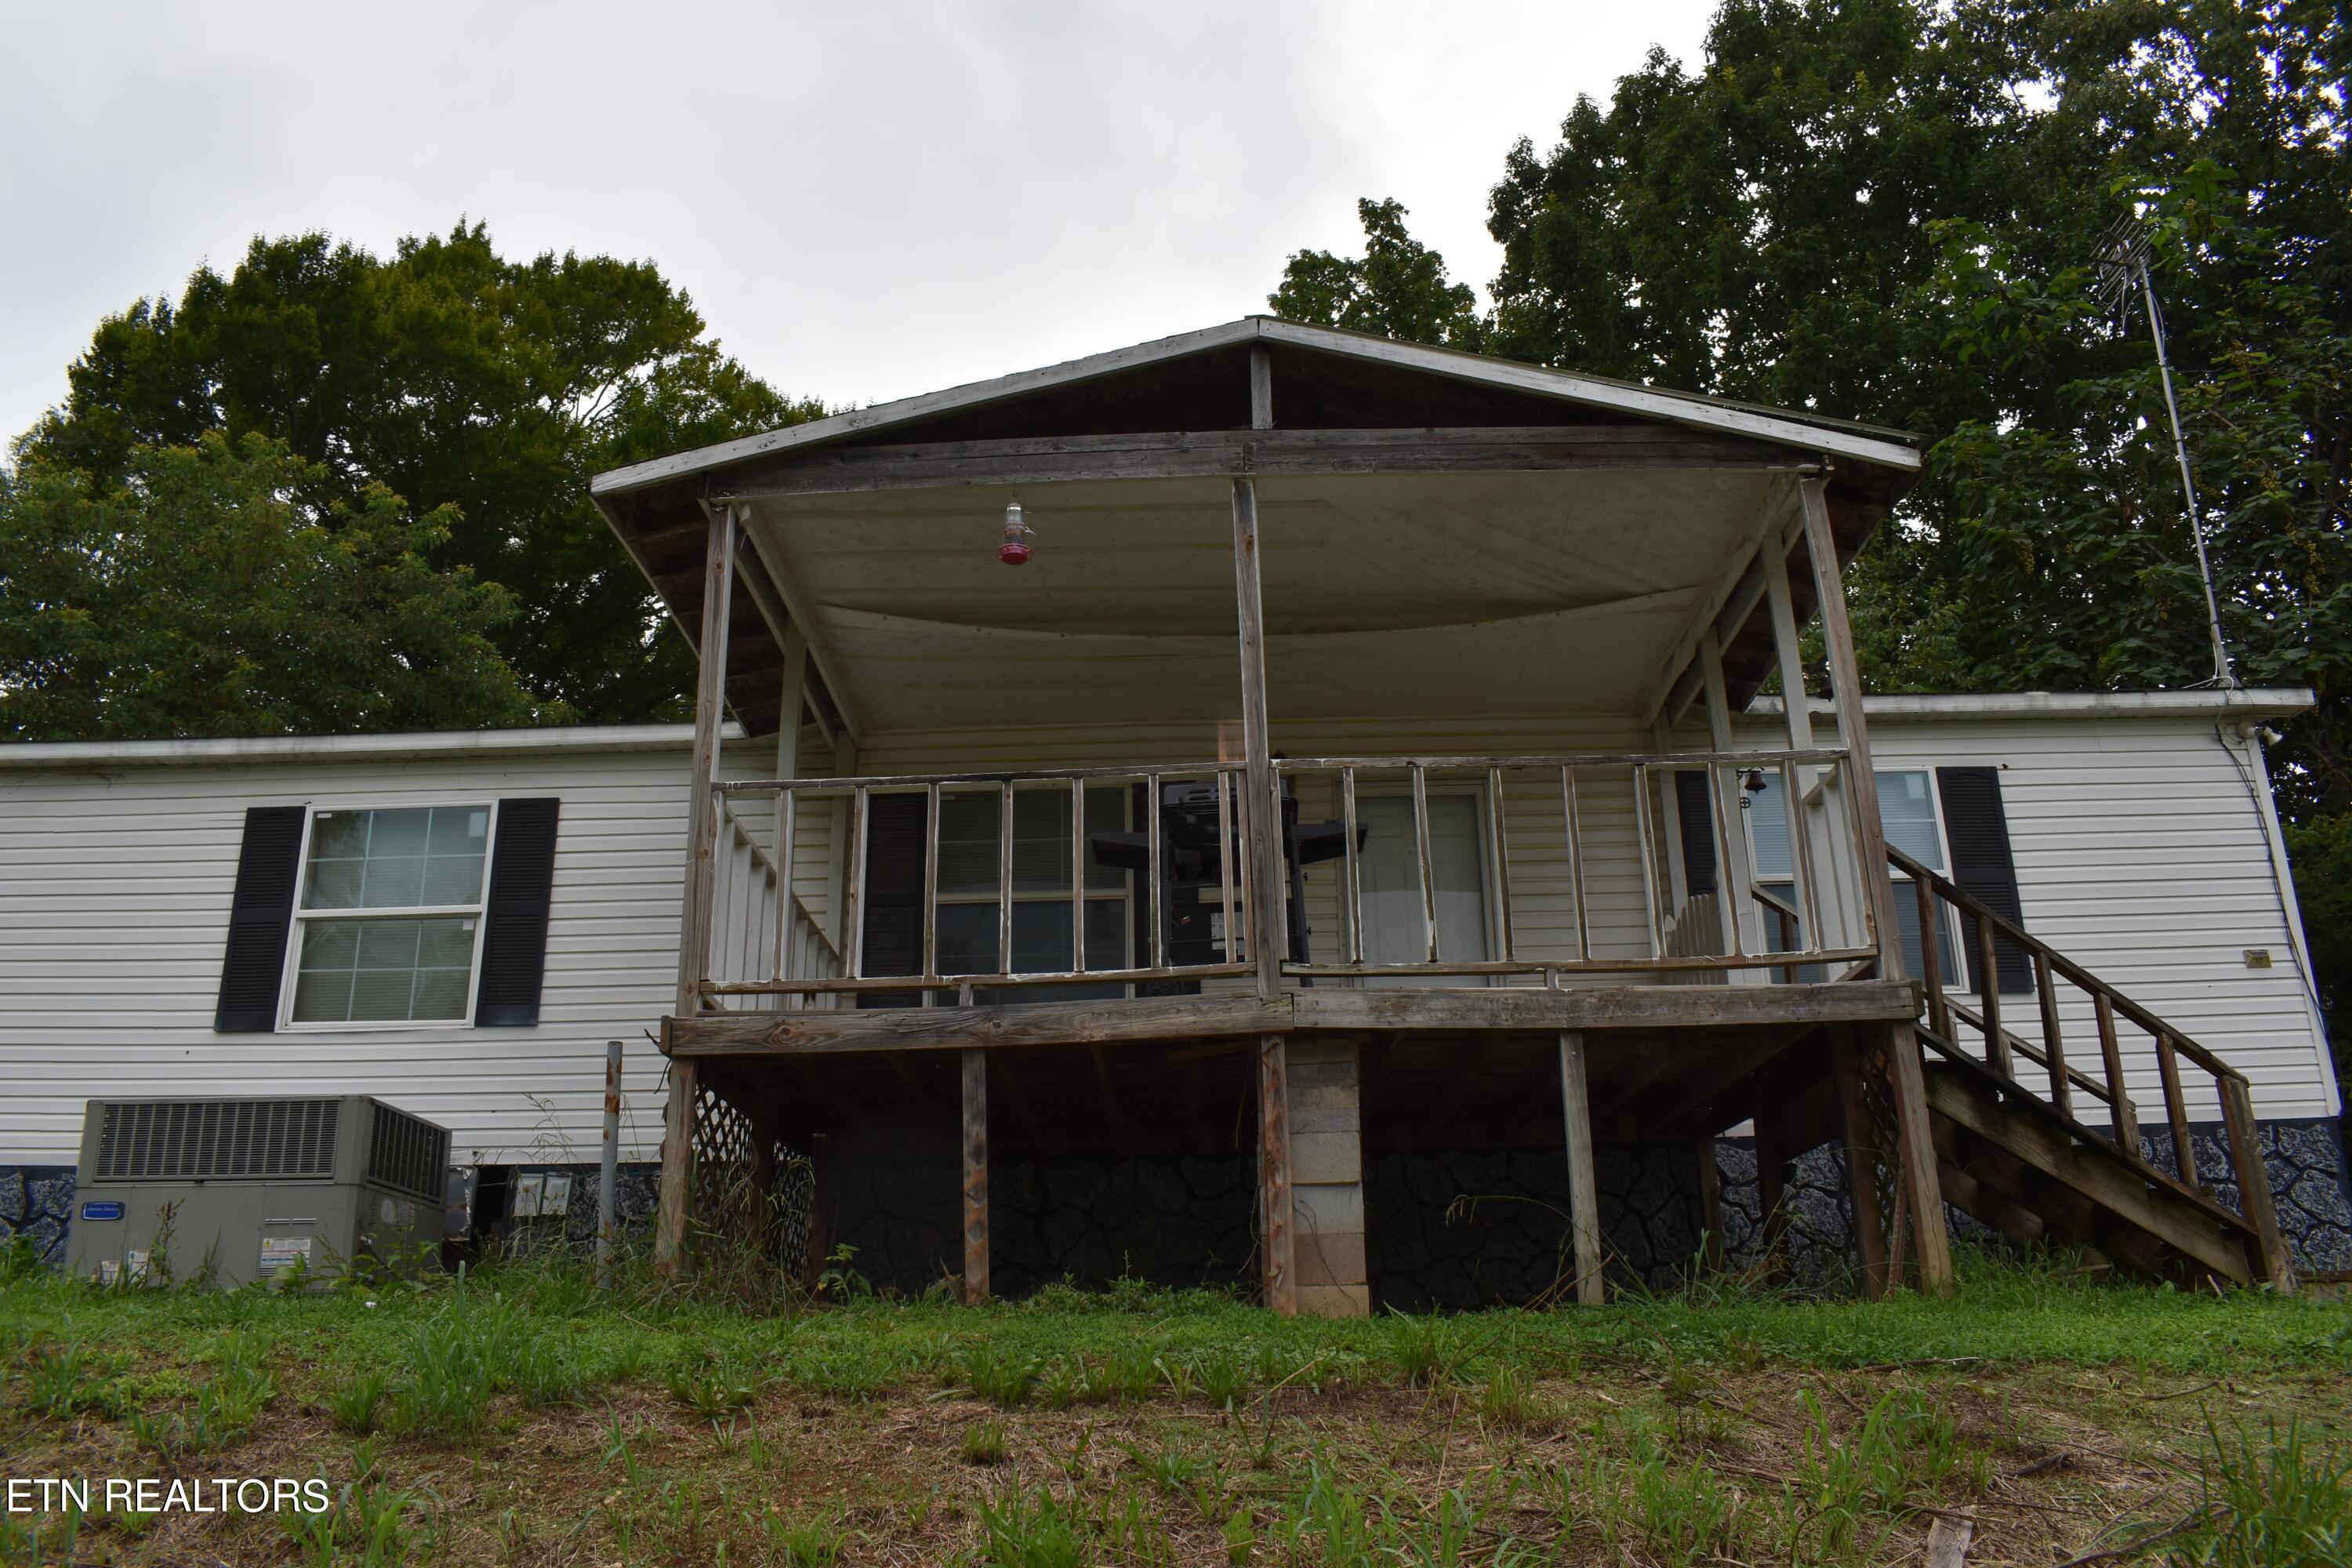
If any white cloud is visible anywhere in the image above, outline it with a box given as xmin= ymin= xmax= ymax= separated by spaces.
xmin=0 ymin=1 xmax=1714 ymax=441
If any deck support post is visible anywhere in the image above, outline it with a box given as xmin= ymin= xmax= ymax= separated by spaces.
xmin=962 ymin=1048 xmax=989 ymax=1302
xmin=1796 ymin=477 xmax=1901 ymax=976
xmin=1258 ymin=1033 xmax=1296 ymax=1314
xmin=1694 ymin=1138 xmax=1726 ymax=1271
xmin=1833 ymin=1033 xmax=1893 ymax=1297
xmin=1755 ymin=1116 xmax=1791 ymax=1281
xmin=1882 ymin=1016 xmax=1955 ymax=1294
xmin=659 ymin=501 xmax=737 ymax=1274
xmin=655 ymin=1057 xmax=696 ymax=1272
xmin=1799 ymin=477 xmax=1951 ymax=1298
xmin=1558 ymin=1030 xmax=1605 ymax=1305
xmin=1699 ymin=628 xmax=1757 ymax=962
xmin=1232 ymin=473 xmax=1298 ymax=1315
xmin=2216 ymin=1076 xmax=2292 ymax=1290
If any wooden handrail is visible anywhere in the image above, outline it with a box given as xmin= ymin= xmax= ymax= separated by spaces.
xmin=1886 ymin=845 xmax=2246 ymax=1085
xmin=1891 ymin=841 xmax=2292 ymax=1289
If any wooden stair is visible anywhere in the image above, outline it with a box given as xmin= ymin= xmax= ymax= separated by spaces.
xmin=1922 ymin=1034 xmax=2267 ymax=1287
xmin=1893 ymin=846 xmax=2292 ymax=1292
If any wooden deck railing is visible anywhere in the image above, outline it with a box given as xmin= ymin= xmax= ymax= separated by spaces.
xmin=705 ymin=763 xmax=1261 ymax=999
xmin=1270 ymin=748 xmax=1877 ymax=982
xmin=1889 ymin=843 xmax=2287 ymax=1274
xmin=690 ymin=746 xmax=1891 ymax=1004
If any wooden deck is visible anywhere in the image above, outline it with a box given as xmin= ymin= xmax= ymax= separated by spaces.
xmin=661 ymin=978 xmax=1923 ymax=1058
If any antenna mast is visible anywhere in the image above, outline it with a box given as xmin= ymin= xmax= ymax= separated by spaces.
xmin=2091 ymin=216 xmax=2236 ymax=689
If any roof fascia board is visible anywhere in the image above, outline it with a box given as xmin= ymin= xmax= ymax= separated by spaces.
xmin=593 ymin=318 xmax=1926 ymax=499
xmin=1744 ymin=689 xmax=2318 ymax=723
xmin=0 ymin=723 xmax=725 ymax=770
xmin=1256 ymin=320 xmax=1923 ymax=472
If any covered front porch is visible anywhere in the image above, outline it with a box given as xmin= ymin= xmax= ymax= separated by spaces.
xmin=592 ymin=318 xmax=1951 ymax=1310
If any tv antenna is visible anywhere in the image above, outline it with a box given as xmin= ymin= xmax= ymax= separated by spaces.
xmin=2090 ymin=214 xmax=2236 ymax=688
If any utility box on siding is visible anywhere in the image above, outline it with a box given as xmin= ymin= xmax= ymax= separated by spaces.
xmin=63 ymin=1097 xmax=449 ymax=1289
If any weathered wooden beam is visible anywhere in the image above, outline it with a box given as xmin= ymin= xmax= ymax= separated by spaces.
xmin=1559 ymin=1031 xmax=1604 ymax=1305
xmin=1694 ymin=1138 xmax=1726 ymax=1270
xmin=1249 ymin=347 xmax=1273 ymax=430
xmin=1925 ymin=1066 xmax=2249 ymax=1283
xmin=1260 ymin=1035 xmax=1295 ymax=1315
xmin=1232 ymin=477 xmax=1284 ymax=998
xmin=1291 ymin=980 xmax=1918 ymax=1036
xmin=709 ymin=426 xmax=1793 ymax=499
xmin=670 ymin=993 xmax=1290 ymax=1056
xmin=962 ymin=1048 xmax=989 ymax=1303
xmin=734 ymin=506 xmax=865 ymax=742
xmin=1834 ymin=1033 xmax=1892 ymax=1298
xmin=1799 ymin=476 xmax=1903 ymax=976
xmin=653 ymin=1057 xmax=696 ymax=1275
xmin=1641 ymin=479 xmax=1791 ymax=727
xmin=666 ymin=981 xmax=1924 ymax=1057
xmin=2216 ymin=1076 xmax=2292 ymax=1290
xmin=678 ymin=506 xmax=738 ymax=1018
xmin=1884 ymin=1019 xmax=1954 ymax=1295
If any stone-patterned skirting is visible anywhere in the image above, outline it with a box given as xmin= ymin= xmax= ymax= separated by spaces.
xmin=829 ymin=1156 xmax=1258 ymax=1299
xmin=8 ymin=1116 xmax=2348 ymax=1290
xmin=0 ymin=1167 xmax=76 ymax=1269
xmin=1367 ymin=1145 xmax=1708 ymax=1310
xmin=1712 ymin=1116 xmax=2352 ymax=1285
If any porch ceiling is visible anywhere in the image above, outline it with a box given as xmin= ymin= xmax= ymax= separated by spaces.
xmin=746 ymin=467 xmax=1784 ymax=730
xmin=592 ymin=318 xmax=1921 ymax=739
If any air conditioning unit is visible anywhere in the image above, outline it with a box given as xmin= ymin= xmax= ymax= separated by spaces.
xmin=63 ymin=1096 xmax=450 ymax=1289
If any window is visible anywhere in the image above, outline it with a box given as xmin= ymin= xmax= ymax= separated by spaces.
xmin=1356 ymin=790 xmax=1492 ymax=986
xmin=931 ymin=786 xmax=1128 ymax=978
xmin=287 ymin=805 xmax=492 ymax=1025
xmin=1746 ymin=770 xmax=1955 ymax=979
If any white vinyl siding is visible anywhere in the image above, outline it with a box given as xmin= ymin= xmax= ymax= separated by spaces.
xmin=1743 ymin=712 xmax=2338 ymax=1123
xmin=0 ymin=746 xmax=699 ymax=1167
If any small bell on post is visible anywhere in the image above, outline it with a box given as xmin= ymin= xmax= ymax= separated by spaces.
xmin=998 ymin=502 xmax=1035 ymax=565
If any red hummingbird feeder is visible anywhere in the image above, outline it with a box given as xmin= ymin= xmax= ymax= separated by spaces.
xmin=998 ymin=501 xmax=1035 ymax=565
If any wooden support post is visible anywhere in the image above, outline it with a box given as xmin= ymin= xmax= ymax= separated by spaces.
xmin=1978 ymin=920 xmax=2012 ymax=1077
xmin=1258 ymin=1034 xmax=1294 ymax=1314
xmin=1699 ymin=629 xmax=1753 ymax=961
xmin=1231 ymin=477 xmax=1284 ymax=996
xmin=1694 ymin=1138 xmax=1726 ymax=1272
xmin=2216 ymin=1075 xmax=2292 ymax=1291
xmin=679 ymin=503 xmax=739 ymax=1017
xmin=1558 ymin=1031 xmax=1605 ymax=1305
xmin=2034 ymin=952 xmax=2073 ymax=1120
xmin=1755 ymin=1116 xmax=1790 ymax=1280
xmin=2155 ymin=1033 xmax=2201 ymax=1189
xmin=1833 ymin=1033 xmax=1892 ymax=1298
xmin=1797 ymin=477 xmax=1904 ymax=978
xmin=1800 ymin=479 xmax=1949 ymax=1297
xmin=2094 ymin=995 xmax=2140 ymax=1152
xmin=962 ymin=1048 xmax=989 ymax=1302
xmin=654 ymin=1057 xmax=697 ymax=1274
xmin=1881 ymin=1017 xmax=1955 ymax=1295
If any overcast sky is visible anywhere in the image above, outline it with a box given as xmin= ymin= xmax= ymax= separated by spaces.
xmin=2 ymin=3 xmax=1716 ymax=445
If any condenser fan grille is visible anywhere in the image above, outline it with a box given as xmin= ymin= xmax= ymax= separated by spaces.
xmin=93 ymin=1099 xmax=341 ymax=1181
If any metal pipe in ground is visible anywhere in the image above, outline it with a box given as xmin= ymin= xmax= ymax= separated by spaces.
xmin=598 ymin=1039 xmax=622 ymax=1287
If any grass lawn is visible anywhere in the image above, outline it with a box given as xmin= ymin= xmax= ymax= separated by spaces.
xmin=4 ymin=1248 xmax=2350 ymax=1565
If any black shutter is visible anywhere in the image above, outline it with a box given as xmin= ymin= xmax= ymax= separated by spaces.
xmin=1674 ymin=771 xmax=1717 ymax=897
xmin=857 ymin=793 xmax=927 ymax=1008
xmin=1936 ymin=767 xmax=2032 ymax=994
xmin=475 ymin=798 xmax=561 ymax=1026
xmin=214 ymin=806 xmax=306 ymax=1033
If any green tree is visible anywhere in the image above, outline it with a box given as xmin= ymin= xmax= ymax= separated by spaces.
xmin=1271 ymin=198 xmax=1485 ymax=350
xmin=0 ymin=434 xmax=540 ymax=740
xmin=19 ymin=223 xmax=825 ymax=724
xmin=1272 ymin=0 xmax=2350 ymax=1066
